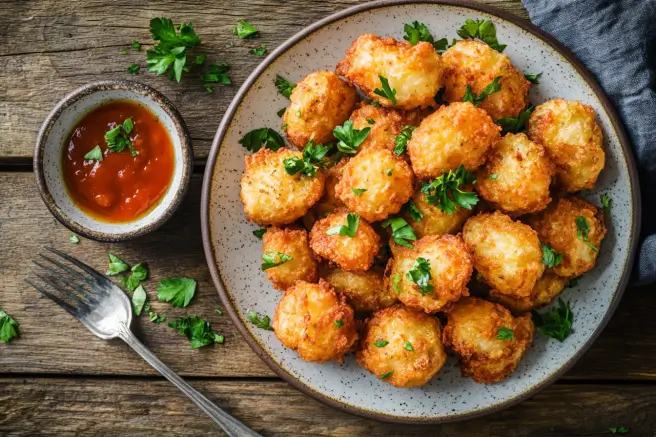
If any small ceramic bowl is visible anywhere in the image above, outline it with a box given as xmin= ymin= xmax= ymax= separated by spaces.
xmin=34 ymin=80 xmax=193 ymax=242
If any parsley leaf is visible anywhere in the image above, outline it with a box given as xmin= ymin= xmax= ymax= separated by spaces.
xmin=391 ymin=273 xmax=402 ymax=294
xmin=609 ymin=427 xmax=629 ymax=434
xmin=456 ymin=19 xmax=506 ymax=52
xmin=333 ymin=120 xmax=371 ymax=154
xmin=121 ymin=49 xmax=127 ymax=55
xmin=200 ymin=62 xmax=231 ymax=86
xmin=149 ymin=311 xmax=166 ymax=323
xmin=195 ymin=54 xmax=206 ymax=65
xmin=327 ymin=213 xmax=360 ymax=237
xmin=283 ymin=140 xmax=331 ymax=177
xmin=404 ymin=341 xmax=414 ymax=351
xmin=393 ymin=125 xmax=416 ymax=155
xmin=352 ymin=188 xmax=367 ymax=196
xmin=403 ymin=21 xmax=448 ymax=52
xmin=541 ymin=242 xmax=563 ymax=268
xmin=247 ymin=310 xmax=274 ymax=331
xmin=463 ymin=76 xmax=502 ymax=106
xmin=275 ymin=75 xmax=297 ymax=98
xmin=131 ymin=40 xmax=142 ymax=51
xmin=106 ymin=254 xmax=129 ymax=276
xmin=262 ymin=251 xmax=292 ymax=270
xmin=375 ymin=340 xmax=389 ymax=347
xmin=146 ymin=18 xmax=201 ymax=83
xmin=366 ymin=118 xmax=375 ymax=124
xmin=234 ymin=19 xmax=258 ymax=39
xmin=70 ymin=235 xmax=80 ymax=244
xmin=497 ymin=327 xmax=514 ymax=341
xmin=239 ymin=128 xmax=285 ymax=152
xmin=601 ymin=194 xmax=611 ymax=212
xmin=566 ymin=277 xmax=580 ymax=288
xmin=380 ymin=370 xmax=394 ymax=379
xmin=406 ymin=257 xmax=434 ymax=295
xmin=104 ymin=119 xmax=136 ymax=156
xmin=489 ymin=173 xmax=499 ymax=180
xmin=373 ymin=75 xmax=397 ymax=105
xmin=131 ymin=284 xmax=148 ymax=316
xmin=404 ymin=199 xmax=424 ymax=222
xmin=334 ymin=320 xmax=344 ymax=328
xmin=169 ymin=316 xmax=224 ymax=348
xmin=496 ymin=106 xmax=534 ymax=134
xmin=249 ymin=44 xmax=267 ymax=56
xmin=381 ymin=217 xmax=417 ymax=248
xmin=83 ymin=145 xmax=103 ymax=161
xmin=421 ymin=165 xmax=478 ymax=215
xmin=122 ymin=263 xmax=148 ymax=292
xmin=0 ymin=308 xmax=19 ymax=343
xmin=157 ymin=277 xmax=197 ymax=308
xmin=127 ymin=64 xmax=140 ymax=74
xmin=253 ymin=228 xmax=267 ymax=239
xmin=531 ymin=299 xmax=573 ymax=342
xmin=524 ymin=72 xmax=542 ymax=84
xmin=575 ymin=216 xmax=599 ymax=252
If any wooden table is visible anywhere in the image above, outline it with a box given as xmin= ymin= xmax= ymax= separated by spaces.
xmin=0 ymin=1 xmax=654 ymax=435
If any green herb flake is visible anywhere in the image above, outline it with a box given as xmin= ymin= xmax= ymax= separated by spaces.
xmin=456 ymin=19 xmax=506 ymax=52
xmin=351 ymin=188 xmax=367 ymax=196
xmin=83 ymin=145 xmax=104 ymax=161
xmin=253 ymin=228 xmax=267 ymax=239
xmin=277 ymin=107 xmax=286 ymax=117
xmin=566 ymin=277 xmax=580 ymax=288
xmin=122 ymin=263 xmax=148 ymax=292
xmin=575 ymin=216 xmax=598 ymax=252
xmin=326 ymin=213 xmax=359 ymax=238
xmin=233 ymin=19 xmax=258 ymax=39
xmin=249 ymin=44 xmax=266 ymax=56
xmin=497 ymin=327 xmax=514 ymax=341
xmin=70 ymin=235 xmax=80 ymax=244
xmin=489 ymin=173 xmax=499 ymax=180
xmin=247 ymin=310 xmax=274 ymax=331
xmin=203 ymin=84 xmax=213 ymax=93
xmin=148 ymin=311 xmax=166 ymax=323
xmin=131 ymin=284 xmax=148 ymax=316
xmin=421 ymin=165 xmax=479 ymax=215
xmin=146 ymin=18 xmax=201 ymax=83
xmin=373 ymin=75 xmax=397 ymax=105
xmin=375 ymin=339 xmax=389 ymax=348
xmin=283 ymin=140 xmax=331 ymax=177
xmin=393 ymin=125 xmax=416 ymax=155
xmin=496 ymin=105 xmax=534 ymax=134
xmin=121 ymin=49 xmax=127 ymax=55
xmin=403 ymin=199 xmax=424 ymax=222
xmin=0 ymin=308 xmax=19 ymax=343
xmin=239 ymin=127 xmax=285 ymax=152
xmin=380 ymin=370 xmax=394 ymax=380
xmin=541 ymin=242 xmax=563 ymax=268
xmin=194 ymin=54 xmax=206 ymax=65
xmin=404 ymin=341 xmax=414 ymax=351
xmin=386 ymin=168 xmax=393 ymax=176
xmin=609 ymin=427 xmax=629 ymax=434
xmin=127 ymin=63 xmax=140 ymax=74
xmin=215 ymin=309 xmax=223 ymax=316
xmin=169 ymin=316 xmax=224 ymax=348
xmin=381 ymin=217 xmax=417 ymax=248
xmin=131 ymin=40 xmax=141 ymax=51
xmin=402 ymin=21 xmax=448 ymax=52
xmin=157 ymin=277 xmax=197 ymax=308
xmin=106 ymin=254 xmax=129 ymax=276
xmin=275 ymin=75 xmax=297 ymax=98
xmin=406 ymin=257 xmax=434 ymax=295
xmin=262 ymin=251 xmax=292 ymax=270
xmin=333 ymin=120 xmax=371 ymax=155
xmin=524 ymin=72 xmax=542 ymax=84
xmin=200 ymin=62 xmax=231 ymax=86
xmin=334 ymin=320 xmax=344 ymax=328
xmin=463 ymin=76 xmax=502 ymax=106
xmin=391 ymin=273 xmax=402 ymax=294
xmin=531 ymin=298 xmax=573 ymax=342
xmin=366 ymin=118 xmax=375 ymax=124
xmin=601 ymin=194 xmax=611 ymax=212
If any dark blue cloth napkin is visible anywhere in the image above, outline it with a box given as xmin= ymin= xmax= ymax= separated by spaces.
xmin=522 ymin=0 xmax=656 ymax=285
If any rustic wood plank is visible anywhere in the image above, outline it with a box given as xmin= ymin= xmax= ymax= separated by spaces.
xmin=0 ymin=171 xmax=654 ymax=380
xmin=0 ymin=0 xmax=527 ymax=160
xmin=0 ymin=378 xmax=649 ymax=436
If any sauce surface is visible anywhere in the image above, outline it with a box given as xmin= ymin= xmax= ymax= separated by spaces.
xmin=62 ymin=100 xmax=175 ymax=223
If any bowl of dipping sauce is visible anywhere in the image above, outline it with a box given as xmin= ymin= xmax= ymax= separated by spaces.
xmin=35 ymin=80 xmax=192 ymax=241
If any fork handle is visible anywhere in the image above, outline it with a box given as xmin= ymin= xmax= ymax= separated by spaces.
xmin=118 ymin=325 xmax=262 ymax=437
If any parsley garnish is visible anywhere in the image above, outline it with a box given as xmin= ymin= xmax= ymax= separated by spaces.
xmin=247 ymin=310 xmax=274 ymax=331
xmin=524 ymin=72 xmax=542 ymax=84
xmin=403 ymin=21 xmax=448 ymax=51
xmin=146 ymin=18 xmax=201 ymax=83
xmin=380 ymin=370 xmax=394 ymax=379
xmin=283 ymin=140 xmax=331 ymax=177
xmin=233 ymin=19 xmax=258 ymax=39
xmin=131 ymin=284 xmax=148 ymax=316
xmin=121 ymin=49 xmax=127 ymax=55
xmin=386 ymin=168 xmax=393 ymax=176
xmin=391 ymin=273 xmax=402 ymax=294
xmin=122 ymin=263 xmax=148 ymax=292
xmin=253 ymin=228 xmax=267 ymax=239
xmin=541 ymin=242 xmax=563 ymax=268
xmin=404 ymin=199 xmax=424 ymax=222
xmin=275 ymin=75 xmax=297 ymax=98
xmin=601 ymin=194 xmax=611 ymax=212
xmin=239 ymin=128 xmax=285 ymax=153
xmin=566 ymin=277 xmax=580 ymax=288
xmin=277 ymin=108 xmax=286 ymax=117
xmin=70 ymin=235 xmax=80 ymax=244
xmin=131 ymin=40 xmax=141 ymax=51
xmin=404 ymin=341 xmax=414 ymax=351
xmin=83 ymin=145 xmax=103 ymax=162
xmin=249 ymin=44 xmax=267 ymax=56
xmin=169 ymin=316 xmax=224 ymax=348
xmin=531 ymin=299 xmax=573 ymax=342
xmin=366 ymin=118 xmax=375 ymax=124
xmin=489 ymin=173 xmax=499 ymax=180
xmin=333 ymin=120 xmax=371 ymax=154
xmin=456 ymin=19 xmax=506 ymax=52
xmin=157 ymin=277 xmax=197 ymax=308
xmin=200 ymin=62 xmax=231 ymax=90
xmin=375 ymin=340 xmax=389 ymax=347
xmin=127 ymin=64 xmax=140 ymax=74
xmin=215 ymin=309 xmax=223 ymax=316
xmin=463 ymin=76 xmax=502 ymax=106
xmin=262 ymin=251 xmax=292 ymax=270
xmin=327 ymin=213 xmax=360 ymax=237
xmin=149 ymin=311 xmax=166 ymax=323
xmin=351 ymin=188 xmax=367 ymax=196
xmin=0 ymin=308 xmax=19 ymax=343
xmin=393 ymin=125 xmax=416 ymax=155
xmin=105 ymin=118 xmax=137 ymax=156
xmin=334 ymin=320 xmax=344 ymax=328
xmin=497 ymin=327 xmax=514 ymax=341
xmin=609 ymin=427 xmax=629 ymax=434
xmin=496 ymin=106 xmax=534 ymax=134
xmin=106 ymin=254 xmax=129 ymax=276
xmin=373 ymin=75 xmax=397 ymax=105
xmin=195 ymin=54 xmax=206 ymax=65
xmin=575 ymin=216 xmax=599 ymax=252
xmin=381 ymin=217 xmax=417 ymax=248
xmin=421 ymin=165 xmax=478 ymax=215
xmin=406 ymin=257 xmax=434 ymax=295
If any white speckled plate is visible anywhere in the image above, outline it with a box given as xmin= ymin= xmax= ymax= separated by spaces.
xmin=201 ymin=0 xmax=640 ymax=423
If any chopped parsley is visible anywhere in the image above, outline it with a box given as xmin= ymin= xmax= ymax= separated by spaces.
xmin=333 ymin=120 xmax=371 ymax=154
xmin=327 ymin=213 xmax=359 ymax=237
xmin=403 ymin=21 xmax=448 ymax=51
xmin=391 ymin=273 xmax=402 ymax=294
xmin=463 ymin=76 xmax=502 ymax=106
xmin=421 ymin=165 xmax=479 ymax=215
xmin=393 ymin=125 xmax=416 ymax=155
xmin=575 ymin=216 xmax=599 ymax=252
xmin=541 ymin=242 xmax=563 ymax=268
xmin=249 ymin=44 xmax=267 ymax=56
xmin=456 ymin=19 xmax=506 ymax=52
xmin=127 ymin=64 xmax=140 ymax=74
xmin=524 ymin=72 xmax=542 ymax=84
xmin=122 ymin=263 xmax=148 ymax=292
xmin=601 ymin=194 xmax=611 ymax=212
xmin=121 ymin=49 xmax=127 ymax=55
xmin=277 ymin=107 xmax=286 ymax=117
xmin=131 ymin=40 xmax=141 ymax=51
xmin=275 ymin=75 xmax=297 ymax=98
xmin=381 ymin=217 xmax=417 ymax=248
xmin=366 ymin=118 xmax=375 ymax=124
xmin=497 ymin=327 xmax=514 ymax=341
xmin=609 ymin=427 xmax=629 ymax=434
xmin=149 ymin=311 xmax=166 ymax=323
xmin=157 ymin=277 xmax=197 ymax=308
xmin=373 ymin=75 xmax=397 ymax=105
xmin=105 ymin=118 xmax=137 ymax=156
xmin=169 ymin=316 xmax=224 ymax=348
xmin=351 ymin=188 xmax=367 ymax=196
xmin=239 ymin=127 xmax=285 ymax=152
xmin=496 ymin=106 xmax=534 ymax=134
xmin=195 ymin=54 xmax=206 ymax=65
xmin=566 ymin=277 xmax=580 ymax=288
xmin=375 ymin=339 xmax=389 ymax=348
xmin=283 ymin=140 xmax=331 ymax=177
xmin=404 ymin=341 xmax=414 ymax=351
xmin=106 ymin=254 xmax=129 ymax=276
xmin=233 ymin=19 xmax=258 ymax=39
xmin=489 ymin=173 xmax=499 ymax=180
xmin=403 ymin=199 xmax=424 ymax=222
xmin=247 ymin=310 xmax=274 ymax=331
xmin=83 ymin=145 xmax=103 ymax=162
xmin=531 ymin=299 xmax=573 ymax=342
xmin=70 ymin=235 xmax=80 ymax=244
xmin=262 ymin=251 xmax=292 ymax=270
xmin=146 ymin=18 xmax=201 ymax=83
xmin=334 ymin=320 xmax=344 ymax=328
xmin=200 ymin=62 xmax=231 ymax=89
xmin=0 ymin=308 xmax=19 ymax=343
xmin=406 ymin=257 xmax=434 ymax=295
xmin=253 ymin=228 xmax=267 ymax=239
xmin=131 ymin=284 xmax=148 ymax=316
xmin=380 ymin=370 xmax=394 ymax=380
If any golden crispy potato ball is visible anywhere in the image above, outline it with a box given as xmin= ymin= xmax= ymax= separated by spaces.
xmin=240 ymin=148 xmax=325 ymax=226
xmin=402 ymin=188 xmax=474 ymax=238
xmin=334 ymin=147 xmax=415 ymax=222
xmin=321 ymin=265 xmax=396 ymax=313
xmin=527 ymin=98 xmax=605 ymax=192
xmin=385 ymin=234 xmax=473 ymax=314
xmin=442 ymin=297 xmax=534 ymax=383
xmin=407 ymin=102 xmax=501 ymax=178
xmin=489 ymin=273 xmax=568 ymax=314
xmin=273 ymin=279 xmax=358 ymax=363
xmin=336 ymin=34 xmax=443 ymax=110
xmin=463 ymin=211 xmax=545 ymax=298
xmin=282 ymin=71 xmax=357 ymax=149
xmin=527 ymin=196 xmax=606 ymax=278
xmin=356 ymin=305 xmax=447 ymax=387
xmin=476 ymin=133 xmax=555 ymax=216
xmin=302 ymin=159 xmax=347 ymax=229
xmin=442 ymin=40 xmax=531 ymax=121
xmin=309 ymin=211 xmax=381 ymax=271
xmin=349 ymin=102 xmax=426 ymax=153
xmin=261 ymin=227 xmax=318 ymax=291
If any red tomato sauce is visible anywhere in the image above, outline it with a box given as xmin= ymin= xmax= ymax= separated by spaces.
xmin=62 ymin=100 xmax=175 ymax=223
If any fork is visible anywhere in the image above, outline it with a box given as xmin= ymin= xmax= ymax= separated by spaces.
xmin=26 ymin=248 xmax=262 ymax=437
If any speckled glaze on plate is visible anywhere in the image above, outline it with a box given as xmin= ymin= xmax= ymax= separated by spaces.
xmin=201 ymin=0 xmax=640 ymax=424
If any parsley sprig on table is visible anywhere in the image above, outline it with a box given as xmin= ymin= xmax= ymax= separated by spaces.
xmin=327 ymin=213 xmax=360 ymax=237
xmin=541 ymin=243 xmax=563 ymax=268
xmin=403 ymin=21 xmax=448 ymax=51
xmin=575 ymin=216 xmax=599 ymax=252
xmin=406 ymin=257 xmax=433 ymax=295
xmin=463 ymin=76 xmax=502 ymax=106
xmin=157 ymin=277 xmax=197 ymax=308
xmin=249 ymin=44 xmax=267 ymax=56
xmin=122 ymin=263 xmax=148 ymax=292
xmin=456 ymin=19 xmax=506 ymax=52
xmin=421 ymin=165 xmax=478 ymax=215
xmin=393 ymin=125 xmax=415 ymax=155
xmin=381 ymin=217 xmax=417 ymax=248
xmin=234 ymin=19 xmax=258 ymax=39
xmin=0 ymin=308 xmax=19 ymax=343
xmin=531 ymin=299 xmax=573 ymax=342
xmin=374 ymin=75 xmax=397 ymax=105
xmin=169 ymin=316 xmax=224 ymax=348
xmin=201 ymin=62 xmax=231 ymax=92
xmin=333 ymin=120 xmax=371 ymax=155
xmin=283 ymin=141 xmax=331 ymax=177
xmin=146 ymin=18 xmax=201 ymax=83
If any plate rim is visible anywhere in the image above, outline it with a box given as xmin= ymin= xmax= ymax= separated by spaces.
xmin=201 ymin=0 xmax=642 ymax=424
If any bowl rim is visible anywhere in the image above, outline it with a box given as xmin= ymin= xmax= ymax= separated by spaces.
xmin=34 ymin=79 xmax=193 ymax=242
xmin=200 ymin=0 xmax=642 ymax=424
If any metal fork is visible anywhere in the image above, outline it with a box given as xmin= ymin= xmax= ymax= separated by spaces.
xmin=26 ymin=248 xmax=262 ymax=437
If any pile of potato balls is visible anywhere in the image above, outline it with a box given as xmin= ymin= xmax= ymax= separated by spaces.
xmin=239 ymin=29 xmax=607 ymax=388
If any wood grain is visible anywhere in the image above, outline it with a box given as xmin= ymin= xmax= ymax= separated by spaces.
xmin=0 ymin=0 xmax=527 ymax=161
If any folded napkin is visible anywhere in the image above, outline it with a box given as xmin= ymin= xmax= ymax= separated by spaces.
xmin=522 ymin=0 xmax=656 ymax=284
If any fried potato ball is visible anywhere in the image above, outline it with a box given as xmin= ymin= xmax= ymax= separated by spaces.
xmin=335 ymin=147 xmax=415 ymax=222
xmin=302 ymin=159 xmax=347 ymax=229
xmin=336 ymin=34 xmax=443 ymax=110
xmin=321 ymin=265 xmax=396 ymax=313
xmin=262 ymin=227 xmax=318 ymax=291
xmin=349 ymin=103 xmax=425 ymax=153
xmin=273 ymin=279 xmax=358 ymax=363
xmin=309 ymin=211 xmax=381 ymax=271
xmin=385 ymin=234 xmax=473 ymax=314
xmin=442 ymin=297 xmax=534 ymax=383
xmin=407 ymin=102 xmax=501 ymax=178
xmin=402 ymin=188 xmax=474 ymax=238
xmin=463 ymin=211 xmax=545 ymax=298
xmin=476 ymin=133 xmax=555 ymax=216
xmin=527 ymin=196 xmax=606 ymax=278
xmin=356 ymin=305 xmax=447 ymax=387
xmin=240 ymin=148 xmax=325 ymax=226
xmin=283 ymin=71 xmax=358 ymax=149
xmin=489 ymin=273 xmax=568 ymax=314
xmin=527 ymin=98 xmax=605 ymax=192
xmin=442 ymin=40 xmax=531 ymax=120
